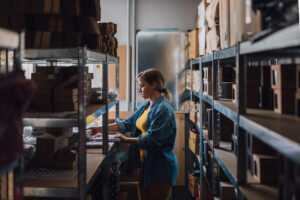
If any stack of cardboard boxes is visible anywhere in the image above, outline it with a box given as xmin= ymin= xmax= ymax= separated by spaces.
xmin=0 ymin=0 xmax=118 ymax=56
xmin=271 ymin=64 xmax=296 ymax=114
xmin=205 ymin=0 xmax=220 ymax=55
xmin=31 ymin=66 xmax=93 ymax=111
xmin=191 ymin=0 xmax=263 ymax=57
xmin=203 ymin=67 xmax=212 ymax=96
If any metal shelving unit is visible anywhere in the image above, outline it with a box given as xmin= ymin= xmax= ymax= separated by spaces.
xmin=22 ymin=48 xmax=120 ymax=200
xmin=0 ymin=28 xmax=24 ymax=200
xmin=187 ymin=24 xmax=300 ymax=200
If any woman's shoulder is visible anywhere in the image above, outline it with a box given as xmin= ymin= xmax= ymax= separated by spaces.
xmin=155 ymin=99 xmax=174 ymax=113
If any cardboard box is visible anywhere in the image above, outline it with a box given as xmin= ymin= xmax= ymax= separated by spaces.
xmin=36 ymin=66 xmax=60 ymax=74
xmin=261 ymin=66 xmax=271 ymax=88
xmin=33 ymin=31 xmax=51 ymax=48
xmin=229 ymin=0 xmax=262 ymax=47
xmin=247 ymin=87 xmax=260 ymax=108
xmin=271 ymin=64 xmax=296 ymax=89
xmin=247 ymin=67 xmax=261 ymax=87
xmin=198 ymin=26 xmax=207 ymax=56
xmin=219 ymin=182 xmax=235 ymax=200
xmin=55 ymin=102 xmax=78 ymax=111
xmin=219 ymin=67 xmax=234 ymax=82
xmin=197 ymin=0 xmax=208 ymax=28
xmin=188 ymin=29 xmax=199 ymax=59
xmin=232 ymin=83 xmax=236 ymax=103
xmin=219 ymin=113 xmax=233 ymax=142
xmin=188 ymin=172 xmax=200 ymax=198
xmin=60 ymin=0 xmax=81 ymax=15
xmin=25 ymin=0 xmax=60 ymax=14
xmin=205 ymin=0 xmax=219 ymax=29
xmin=218 ymin=82 xmax=234 ymax=99
xmin=252 ymin=154 xmax=278 ymax=184
xmin=273 ymin=88 xmax=296 ymax=114
xmin=30 ymin=15 xmax=63 ymax=32
xmin=31 ymin=73 xmax=62 ymax=81
xmin=78 ymin=16 xmax=100 ymax=34
xmin=206 ymin=27 xmax=220 ymax=55
xmin=35 ymin=134 xmax=68 ymax=167
xmin=203 ymin=67 xmax=212 ymax=81
xmin=189 ymin=131 xmax=200 ymax=155
xmin=203 ymin=80 xmax=212 ymax=96
xmin=259 ymin=87 xmax=273 ymax=110
xmin=192 ymin=70 xmax=200 ymax=92
xmin=219 ymin=0 xmax=230 ymax=49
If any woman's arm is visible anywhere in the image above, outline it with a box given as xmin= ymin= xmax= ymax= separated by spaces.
xmin=118 ymin=134 xmax=139 ymax=144
xmin=87 ymin=123 xmax=120 ymax=136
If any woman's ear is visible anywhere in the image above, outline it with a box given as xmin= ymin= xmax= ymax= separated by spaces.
xmin=151 ymin=82 xmax=156 ymax=89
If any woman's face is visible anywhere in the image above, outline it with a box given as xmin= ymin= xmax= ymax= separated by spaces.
xmin=137 ymin=77 xmax=155 ymax=99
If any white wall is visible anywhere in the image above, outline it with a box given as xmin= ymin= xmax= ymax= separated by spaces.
xmin=100 ymin=0 xmax=128 ymax=45
xmin=101 ymin=0 xmax=200 ymax=45
xmin=136 ymin=0 xmax=199 ymax=31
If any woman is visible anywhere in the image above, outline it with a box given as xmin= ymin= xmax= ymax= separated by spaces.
xmin=88 ymin=68 xmax=178 ymax=200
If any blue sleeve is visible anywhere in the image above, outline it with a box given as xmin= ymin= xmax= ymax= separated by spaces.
xmin=138 ymin=107 xmax=174 ymax=150
xmin=116 ymin=112 xmax=137 ymax=134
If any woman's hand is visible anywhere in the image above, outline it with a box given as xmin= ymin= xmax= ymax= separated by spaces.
xmin=116 ymin=134 xmax=139 ymax=144
xmin=87 ymin=127 xmax=102 ymax=136
xmin=117 ymin=134 xmax=129 ymax=142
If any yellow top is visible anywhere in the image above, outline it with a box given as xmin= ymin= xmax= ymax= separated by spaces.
xmin=136 ymin=108 xmax=149 ymax=162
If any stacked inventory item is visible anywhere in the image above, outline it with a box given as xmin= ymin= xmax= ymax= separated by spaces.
xmin=296 ymin=66 xmax=300 ymax=119
xmin=259 ymin=66 xmax=273 ymax=109
xmin=31 ymin=66 xmax=93 ymax=112
xmin=0 ymin=0 xmax=118 ymax=56
xmin=31 ymin=67 xmax=63 ymax=111
xmin=246 ymin=133 xmax=279 ymax=184
xmin=218 ymin=67 xmax=235 ymax=100
xmin=35 ymin=128 xmax=77 ymax=170
xmin=218 ymin=0 xmax=230 ymax=49
xmin=98 ymin=22 xmax=118 ymax=57
xmin=232 ymin=67 xmax=261 ymax=108
xmin=197 ymin=0 xmax=208 ymax=56
xmin=229 ymin=0 xmax=262 ymax=46
xmin=271 ymin=64 xmax=296 ymax=114
xmin=203 ymin=67 xmax=212 ymax=96
xmin=192 ymin=70 xmax=200 ymax=92
xmin=188 ymin=30 xmax=199 ymax=59
xmin=205 ymin=0 xmax=220 ymax=55
xmin=186 ymin=70 xmax=192 ymax=91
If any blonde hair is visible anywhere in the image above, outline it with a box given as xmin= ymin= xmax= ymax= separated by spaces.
xmin=137 ymin=69 xmax=172 ymax=102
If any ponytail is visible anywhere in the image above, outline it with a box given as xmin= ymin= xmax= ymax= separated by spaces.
xmin=163 ymin=89 xmax=172 ymax=102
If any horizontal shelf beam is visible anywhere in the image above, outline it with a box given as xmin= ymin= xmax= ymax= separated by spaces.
xmin=240 ymin=113 xmax=300 ymax=166
xmin=24 ymin=48 xmax=106 ymax=63
xmin=106 ymin=55 xmax=119 ymax=64
xmin=214 ymin=149 xmax=237 ymax=187
xmin=24 ymin=187 xmax=77 ymax=198
xmin=214 ymin=100 xmax=237 ymax=122
xmin=200 ymin=93 xmax=213 ymax=106
xmin=214 ymin=47 xmax=236 ymax=60
xmin=23 ymin=118 xmax=77 ymax=127
xmin=240 ymin=24 xmax=300 ymax=55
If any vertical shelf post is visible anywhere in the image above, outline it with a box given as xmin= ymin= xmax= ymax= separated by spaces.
xmin=77 ymin=47 xmax=87 ymax=200
xmin=116 ymin=58 xmax=120 ymax=121
xmin=199 ymin=57 xmax=206 ymax=200
xmin=236 ymin=42 xmax=247 ymax=190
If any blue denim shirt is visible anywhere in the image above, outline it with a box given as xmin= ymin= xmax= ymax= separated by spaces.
xmin=117 ymin=96 xmax=178 ymax=189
